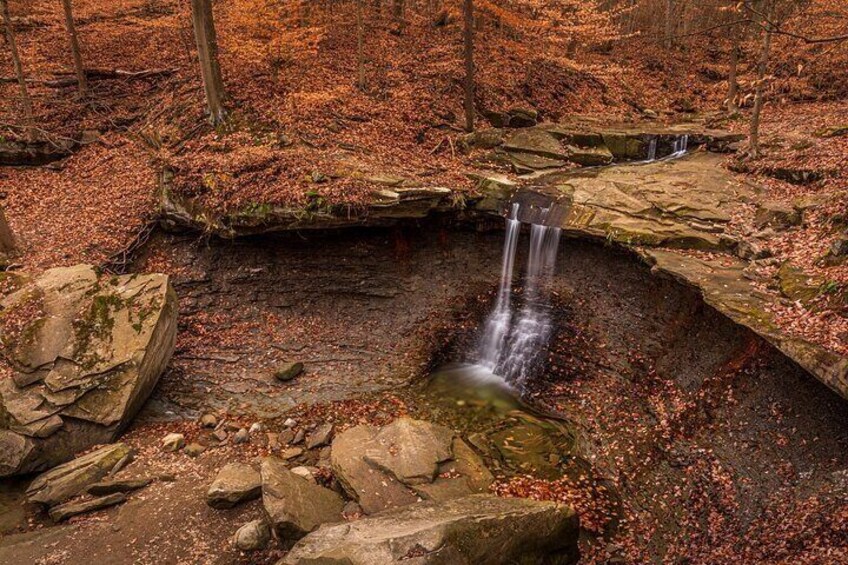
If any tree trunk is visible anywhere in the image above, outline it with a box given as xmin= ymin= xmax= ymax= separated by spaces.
xmin=0 ymin=207 xmax=15 ymax=256
xmin=190 ymin=0 xmax=227 ymax=125
xmin=727 ymin=33 xmax=740 ymax=114
xmin=61 ymin=0 xmax=88 ymax=98
xmin=462 ymin=0 xmax=474 ymax=132
xmin=356 ymin=0 xmax=365 ymax=90
xmin=664 ymin=0 xmax=674 ymax=49
xmin=749 ymin=5 xmax=773 ymax=158
xmin=0 ymin=0 xmax=36 ymax=141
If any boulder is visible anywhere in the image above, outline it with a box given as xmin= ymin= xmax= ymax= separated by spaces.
xmin=413 ymin=438 xmax=494 ymax=502
xmin=234 ymin=519 xmax=272 ymax=551
xmin=0 ymin=138 xmax=74 ymax=166
xmin=184 ymin=443 xmax=206 ymax=457
xmin=460 ymin=129 xmax=505 ymax=150
xmin=331 ymin=418 xmax=493 ymax=514
xmin=261 ymin=457 xmax=344 ymax=542
xmin=754 ymin=202 xmax=802 ymax=230
xmin=281 ymin=494 xmax=580 ymax=565
xmin=207 ymin=463 xmax=262 ymax=509
xmin=483 ymin=107 xmax=539 ymax=128
xmin=26 ymin=443 xmax=133 ymax=506
xmin=275 ymin=362 xmax=304 ymax=382
xmin=199 ymin=413 xmax=217 ymax=428
xmin=0 ymin=265 xmax=177 ymax=477
xmin=365 ymin=418 xmax=453 ymax=485
xmin=48 ymin=493 xmax=127 ymax=522
xmin=507 ymin=107 xmax=539 ymax=127
xmin=331 ymin=425 xmax=418 ymax=514
xmin=502 ymin=129 xmax=569 ymax=161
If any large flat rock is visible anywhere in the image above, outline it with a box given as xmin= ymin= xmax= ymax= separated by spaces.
xmin=0 ymin=265 xmax=177 ymax=476
xmin=331 ymin=418 xmax=493 ymax=514
xmin=533 ymin=153 xmax=752 ymax=250
xmin=281 ymin=494 xmax=580 ymax=565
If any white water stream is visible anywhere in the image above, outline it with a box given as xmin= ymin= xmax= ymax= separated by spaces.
xmin=474 ymin=204 xmax=562 ymax=389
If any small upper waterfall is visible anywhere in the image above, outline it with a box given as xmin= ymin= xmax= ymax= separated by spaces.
xmin=646 ymin=137 xmax=658 ymax=161
xmin=669 ymin=134 xmax=689 ymax=158
xmin=475 ymin=204 xmax=562 ymax=389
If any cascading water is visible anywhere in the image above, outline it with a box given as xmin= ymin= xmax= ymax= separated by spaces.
xmin=477 ymin=203 xmax=522 ymax=367
xmin=646 ymin=137 xmax=658 ymax=161
xmin=669 ymin=134 xmax=689 ymax=158
xmin=474 ymin=204 xmax=562 ymax=389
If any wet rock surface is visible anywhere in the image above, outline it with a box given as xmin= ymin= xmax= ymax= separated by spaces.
xmin=0 ymin=265 xmax=177 ymax=476
xmin=282 ymin=494 xmax=580 ymax=565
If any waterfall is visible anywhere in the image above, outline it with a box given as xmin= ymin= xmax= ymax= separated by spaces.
xmin=476 ymin=205 xmax=562 ymax=389
xmin=477 ymin=203 xmax=521 ymax=367
xmin=647 ymin=137 xmax=658 ymax=161
xmin=669 ymin=134 xmax=689 ymax=158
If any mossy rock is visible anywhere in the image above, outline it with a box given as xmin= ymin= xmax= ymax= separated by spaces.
xmin=778 ymin=262 xmax=824 ymax=305
xmin=0 ymin=265 xmax=177 ymax=477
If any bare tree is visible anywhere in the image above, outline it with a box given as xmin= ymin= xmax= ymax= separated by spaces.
xmin=61 ymin=0 xmax=88 ymax=98
xmin=0 ymin=0 xmax=36 ymax=141
xmin=727 ymin=26 xmax=741 ymax=114
xmin=664 ymin=0 xmax=674 ymax=49
xmin=0 ymin=207 xmax=14 ymax=256
xmin=462 ymin=0 xmax=474 ymax=132
xmin=748 ymin=0 xmax=774 ymax=158
xmin=356 ymin=0 xmax=366 ymax=90
xmin=190 ymin=0 xmax=227 ymax=125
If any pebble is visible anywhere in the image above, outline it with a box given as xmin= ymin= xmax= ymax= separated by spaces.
xmin=233 ymin=428 xmax=250 ymax=444
xmin=283 ymin=418 xmax=297 ymax=428
xmin=281 ymin=447 xmax=304 ymax=460
xmin=290 ymin=466 xmax=316 ymax=483
xmin=184 ymin=443 xmax=207 ymax=458
xmin=199 ymin=413 xmax=217 ymax=428
xmin=161 ymin=433 xmax=185 ymax=452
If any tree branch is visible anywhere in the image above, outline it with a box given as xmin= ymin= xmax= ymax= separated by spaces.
xmin=743 ymin=1 xmax=848 ymax=44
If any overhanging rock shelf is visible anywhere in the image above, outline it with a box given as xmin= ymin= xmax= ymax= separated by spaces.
xmin=157 ymin=122 xmax=847 ymax=402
